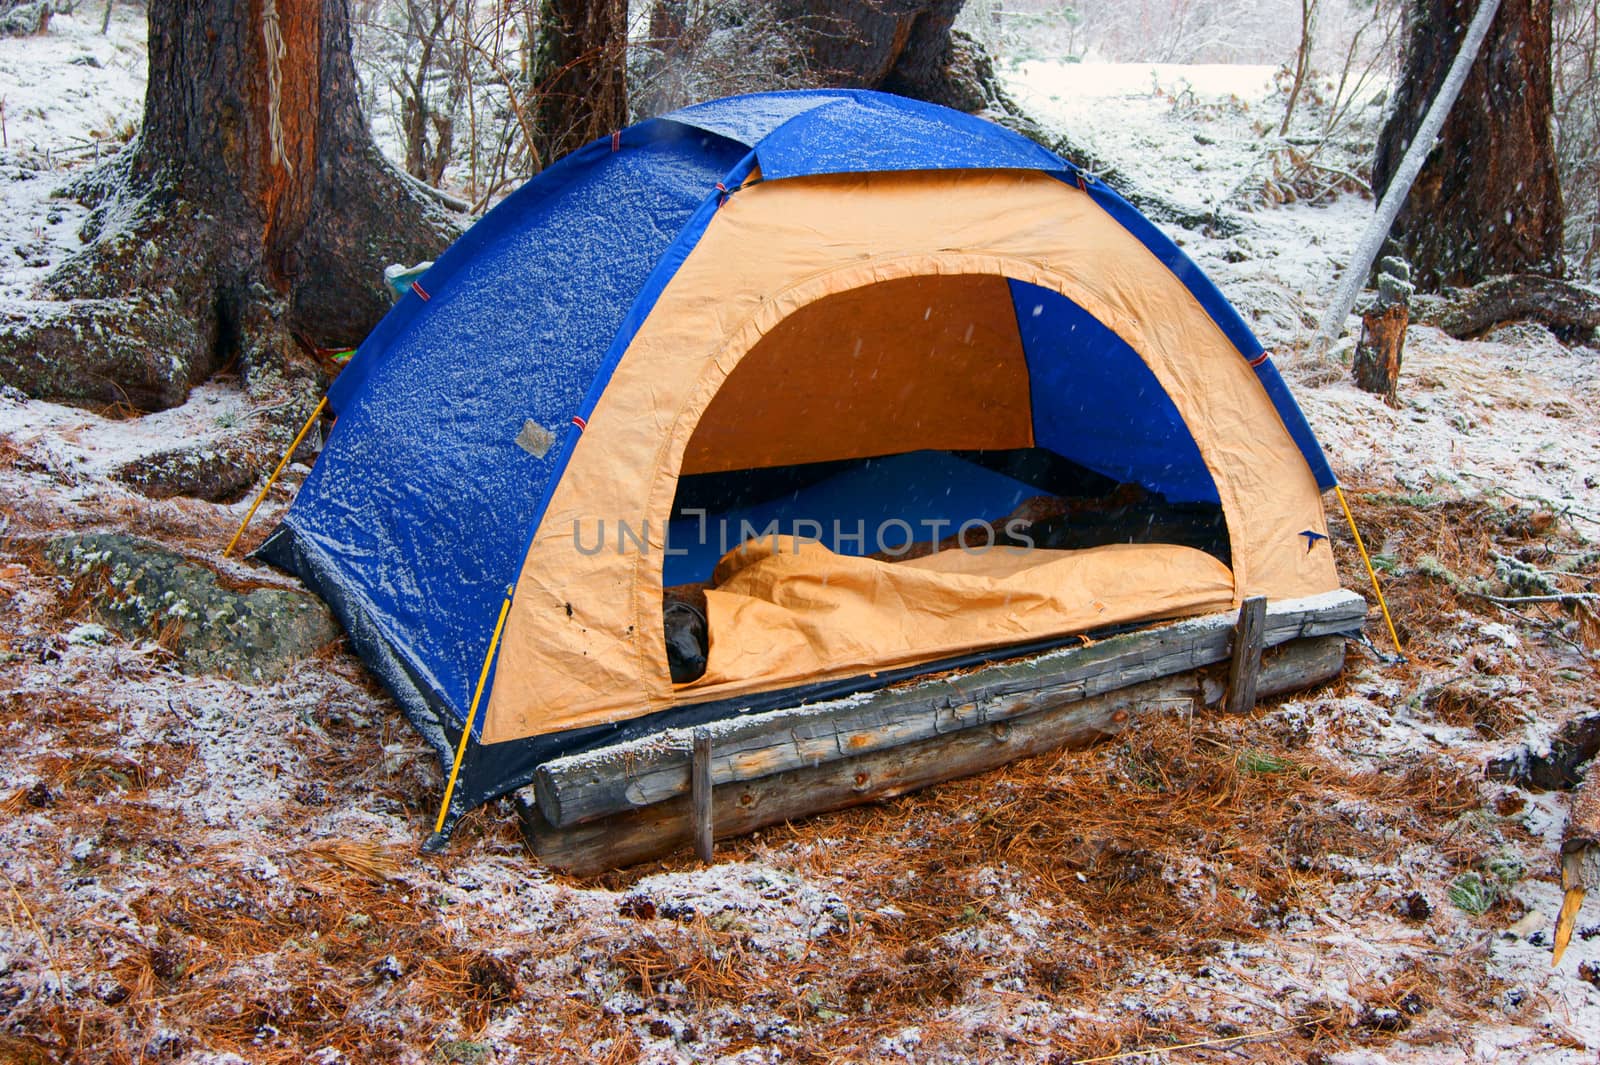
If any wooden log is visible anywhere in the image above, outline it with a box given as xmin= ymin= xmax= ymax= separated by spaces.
xmin=521 ymin=635 xmax=1347 ymax=875
xmin=691 ymin=728 xmax=713 ymax=863
xmin=1412 ymin=273 xmax=1600 ymax=342
xmin=1486 ymin=710 xmax=1600 ymax=790
xmin=533 ymin=591 xmax=1366 ymax=829
xmin=1224 ymin=596 xmax=1268 ymax=714
xmin=1353 ymin=301 xmax=1408 ymax=407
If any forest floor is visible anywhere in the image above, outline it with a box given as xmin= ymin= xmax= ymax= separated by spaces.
xmin=2 ymin=15 xmax=1600 ymax=1065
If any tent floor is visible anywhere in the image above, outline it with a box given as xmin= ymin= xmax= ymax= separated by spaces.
xmin=515 ymin=590 xmax=1366 ymax=875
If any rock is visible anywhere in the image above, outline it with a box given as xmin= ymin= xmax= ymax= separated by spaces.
xmin=43 ymin=533 xmax=338 ymax=682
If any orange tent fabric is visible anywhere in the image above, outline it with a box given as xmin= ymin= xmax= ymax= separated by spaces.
xmin=690 ymin=538 xmax=1237 ymax=692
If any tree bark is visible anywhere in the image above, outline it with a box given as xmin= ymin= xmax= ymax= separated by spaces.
xmin=1 ymin=0 xmax=453 ymax=419
xmin=1374 ymin=0 xmax=1564 ymax=291
xmin=1353 ymin=302 xmax=1409 ymax=405
xmin=531 ymin=0 xmax=628 ymax=167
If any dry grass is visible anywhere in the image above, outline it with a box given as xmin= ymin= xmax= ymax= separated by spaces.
xmin=0 ymin=448 xmax=1588 ymax=1060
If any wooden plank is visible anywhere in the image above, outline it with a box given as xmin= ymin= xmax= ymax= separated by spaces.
xmin=522 ymin=636 xmax=1346 ymax=875
xmin=533 ymin=591 xmax=1365 ymax=828
xmin=1224 ymin=596 xmax=1268 ymax=714
xmin=691 ymin=728 xmax=713 ymax=863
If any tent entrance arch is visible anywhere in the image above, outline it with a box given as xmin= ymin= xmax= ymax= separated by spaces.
xmin=485 ymin=165 xmax=1339 ymax=743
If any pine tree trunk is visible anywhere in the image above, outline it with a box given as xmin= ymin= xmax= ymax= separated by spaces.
xmin=1374 ymin=0 xmax=1564 ymax=291
xmin=23 ymin=0 xmax=452 ymax=374
xmin=531 ymin=0 xmax=628 ymax=167
xmin=0 ymin=0 xmax=455 ymax=497
xmin=120 ymin=0 xmax=453 ymax=343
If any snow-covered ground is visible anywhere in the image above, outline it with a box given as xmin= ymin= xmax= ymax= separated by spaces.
xmin=0 ymin=22 xmax=1598 ymax=1065
xmin=0 ymin=6 xmax=145 ymax=302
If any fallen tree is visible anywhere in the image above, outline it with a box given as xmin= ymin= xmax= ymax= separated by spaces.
xmin=1411 ymin=274 xmax=1600 ymax=343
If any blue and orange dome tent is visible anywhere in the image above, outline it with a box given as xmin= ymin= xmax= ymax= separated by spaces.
xmin=259 ymin=89 xmax=1345 ymax=835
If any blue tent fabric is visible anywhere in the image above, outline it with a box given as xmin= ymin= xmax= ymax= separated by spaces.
xmin=663 ymin=451 xmax=1047 ymax=586
xmin=265 ymin=125 xmax=750 ymax=724
xmin=261 ymin=89 xmax=1340 ymax=826
xmin=666 ymin=90 xmax=1074 ymax=179
xmin=1012 ymin=279 xmax=1222 ymax=505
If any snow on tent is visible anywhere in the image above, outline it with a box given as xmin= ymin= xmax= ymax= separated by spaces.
xmin=258 ymin=89 xmax=1364 ymax=851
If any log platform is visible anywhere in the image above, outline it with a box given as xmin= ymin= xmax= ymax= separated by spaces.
xmin=517 ymin=590 xmax=1367 ymax=875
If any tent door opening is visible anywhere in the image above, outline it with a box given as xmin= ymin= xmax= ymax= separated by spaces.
xmin=658 ymin=272 xmax=1233 ymax=688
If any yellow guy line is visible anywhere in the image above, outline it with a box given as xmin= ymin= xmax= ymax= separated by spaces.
xmin=1335 ymin=484 xmax=1404 ymax=657
xmin=224 ymin=396 xmax=329 ymax=557
xmin=434 ymin=587 xmax=515 ymax=834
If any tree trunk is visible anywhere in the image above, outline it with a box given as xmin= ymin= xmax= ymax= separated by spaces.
xmin=0 ymin=0 xmax=455 ymax=496
xmin=1374 ymin=0 xmax=1564 ymax=291
xmin=531 ymin=0 xmax=628 ymax=167
xmin=1353 ymin=303 xmax=1408 ymax=405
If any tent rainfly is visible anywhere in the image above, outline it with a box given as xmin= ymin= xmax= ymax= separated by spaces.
xmin=259 ymin=90 xmax=1344 ymax=836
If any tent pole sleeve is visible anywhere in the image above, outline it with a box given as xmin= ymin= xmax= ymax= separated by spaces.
xmin=224 ymin=396 xmax=328 ymax=557
xmin=433 ymin=586 xmax=515 ymax=835
xmin=1335 ymin=485 xmax=1404 ymax=658
xmin=1310 ymin=0 xmax=1503 ymax=357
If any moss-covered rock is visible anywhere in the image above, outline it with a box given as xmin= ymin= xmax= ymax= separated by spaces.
xmin=43 ymin=533 xmax=337 ymax=683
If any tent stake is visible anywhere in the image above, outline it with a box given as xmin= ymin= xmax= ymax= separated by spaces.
xmin=223 ymin=396 xmax=328 ymax=557
xmin=1310 ymin=0 xmax=1503 ymax=357
xmin=431 ymin=587 xmax=515 ymax=840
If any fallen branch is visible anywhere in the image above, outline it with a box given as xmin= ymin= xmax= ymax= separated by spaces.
xmin=1304 ymin=159 xmax=1373 ymax=195
xmin=1474 ymin=591 xmax=1600 ymax=605
xmin=1412 ymin=274 xmax=1600 ymax=341
xmin=1069 ymin=1014 xmax=1335 ymax=1064
xmin=1311 ymin=0 xmax=1504 ymax=355
xmin=397 ymin=169 xmax=472 ymax=213
xmin=1485 ymin=602 xmax=1589 ymax=656
xmin=1487 ymin=710 xmax=1600 ymax=790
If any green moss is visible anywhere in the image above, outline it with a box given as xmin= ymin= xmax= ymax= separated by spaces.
xmin=1237 ymin=750 xmax=1295 ymax=775
xmin=1447 ymin=872 xmax=1497 ymax=915
xmin=433 ymin=1040 xmax=491 ymax=1065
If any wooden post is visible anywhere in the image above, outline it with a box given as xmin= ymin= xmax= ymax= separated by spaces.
xmin=691 ymin=728 xmax=714 ymax=863
xmin=1554 ymin=771 xmax=1600 ymax=964
xmin=1225 ymin=596 xmax=1268 ymax=714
